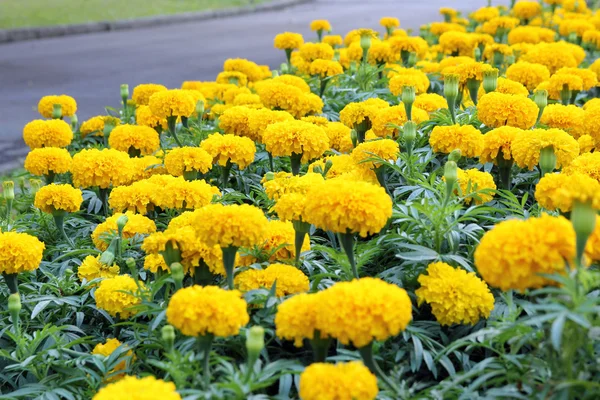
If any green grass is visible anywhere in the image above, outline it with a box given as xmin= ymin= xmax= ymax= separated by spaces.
xmin=0 ymin=0 xmax=266 ymax=29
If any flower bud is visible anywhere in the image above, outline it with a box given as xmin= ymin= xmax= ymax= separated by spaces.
xmin=100 ymin=237 xmax=118 ymax=266
xmin=116 ymin=215 xmax=129 ymax=236
xmin=401 ymin=85 xmax=416 ymax=106
xmin=448 ymin=149 xmax=462 ymax=162
xmin=334 ymin=50 xmax=341 ymax=62
xmin=52 ymin=104 xmax=63 ymax=119
xmin=8 ymin=293 xmax=21 ymax=314
xmin=196 ymin=100 xmax=205 ymax=116
xmin=246 ymin=325 xmax=265 ymax=369
xmin=359 ymin=33 xmax=372 ymax=52
xmin=444 ymin=160 xmax=458 ymax=199
xmin=161 ymin=324 xmax=176 ymax=350
xmin=170 ymin=262 xmax=185 ymax=285
xmin=70 ymin=113 xmax=79 ymax=130
xmin=473 ymin=47 xmax=482 ymax=62
xmin=103 ymin=121 xmax=115 ymax=137
xmin=3 ymin=181 xmax=15 ymax=200
xmin=403 ymin=121 xmax=417 ymax=154
xmin=350 ymin=129 xmax=358 ymax=148
xmin=120 ymin=84 xmax=129 ymax=102
xmin=29 ymin=179 xmax=42 ymax=195
xmin=406 ymin=52 xmax=417 ymax=68
xmin=534 ymin=89 xmax=548 ymax=110
xmin=571 ymin=200 xmax=596 ymax=263
xmin=272 ymin=70 xmax=280 ymax=78
xmin=443 ymin=74 xmax=460 ymax=101
xmin=483 ymin=69 xmax=498 ymax=93
xmin=323 ymin=159 xmax=333 ymax=176
xmin=539 ymin=145 xmax=556 ymax=176
xmin=280 ymin=63 xmax=289 ymax=74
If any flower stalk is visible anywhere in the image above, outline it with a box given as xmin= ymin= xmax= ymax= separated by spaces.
xmin=222 ymin=246 xmax=239 ymax=290
xmin=338 ymin=232 xmax=358 ymax=279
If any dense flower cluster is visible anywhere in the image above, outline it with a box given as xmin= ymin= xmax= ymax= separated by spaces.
xmin=94 ymin=275 xmax=144 ymax=318
xmin=299 ymin=362 xmax=378 ymax=400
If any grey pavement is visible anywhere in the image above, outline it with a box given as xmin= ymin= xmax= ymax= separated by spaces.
xmin=0 ymin=0 xmax=498 ymax=169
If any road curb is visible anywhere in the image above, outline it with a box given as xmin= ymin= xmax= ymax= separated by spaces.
xmin=0 ymin=0 xmax=314 ymax=44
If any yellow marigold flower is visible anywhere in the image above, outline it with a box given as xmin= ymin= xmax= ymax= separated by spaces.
xmin=132 ymin=84 xmax=167 ymax=106
xmin=303 ymin=179 xmax=392 ymax=237
xmin=482 ymin=43 xmax=513 ymax=64
xmin=555 ymin=67 xmax=598 ymax=91
xmin=455 ymin=168 xmax=497 ymax=205
xmin=351 ymin=139 xmax=399 ymax=171
xmin=0 ymin=231 xmax=45 ymax=275
xmin=255 ymin=81 xmax=323 ymax=118
xmin=511 ymin=128 xmax=579 ymax=170
xmin=38 ymin=95 xmax=77 ymax=118
xmin=275 ymin=292 xmax=321 ymax=346
xmin=23 ymin=119 xmax=73 ymax=149
xmin=235 ymin=263 xmax=309 ymax=296
xmin=148 ymin=89 xmax=195 ymax=118
xmin=535 ymin=172 xmax=600 ymax=212
xmin=164 ymin=147 xmax=212 ymax=177
xmin=380 ymin=17 xmax=400 ymax=28
xmin=218 ymin=105 xmax=255 ymax=138
xmin=91 ymin=338 xmax=134 ymax=379
xmin=72 ymin=148 xmax=134 ymax=189
xmin=512 ymin=1 xmax=542 ymax=21
xmin=309 ymin=154 xmax=358 ymax=178
xmin=583 ymin=105 xmax=600 ymax=144
xmin=272 ymin=75 xmax=311 ymax=93
xmin=299 ymin=362 xmax=378 ymax=400
xmin=131 ymin=155 xmax=167 ymax=181
xmin=108 ymin=124 xmax=160 ymax=156
xmin=192 ymin=203 xmax=268 ymax=248
xmin=481 ymin=16 xmax=520 ymax=36
xmin=24 ymin=147 xmax=72 ymax=177
xmin=159 ymin=178 xmax=220 ymax=210
xmin=224 ymin=58 xmax=264 ymax=83
xmin=388 ymin=68 xmax=430 ymax=94
xmin=263 ymin=120 xmax=329 ymax=163
xmin=301 ymin=116 xmax=329 ymax=126
xmin=471 ymin=6 xmax=500 ymax=23
xmin=108 ymin=178 xmax=163 ymax=214
xmin=367 ymin=40 xmax=396 ymax=64
xmin=577 ymin=134 xmax=596 ymax=154
xmin=506 ymin=61 xmax=551 ymax=91
xmin=309 ymin=59 xmax=343 ymax=77
xmin=438 ymin=31 xmax=475 ymax=56
xmin=322 ymin=34 xmax=343 ymax=47
xmin=310 ymin=19 xmax=331 ymax=32
xmin=416 ymin=60 xmax=441 ymax=73
xmin=416 ymin=262 xmax=494 ymax=326
xmin=559 ymin=19 xmax=595 ymax=38
xmin=166 ymin=285 xmax=249 ymax=337
xmin=429 ymin=125 xmax=484 ymax=158
xmin=92 ymin=211 xmax=156 ymax=251
xmin=232 ymin=93 xmax=263 ymax=108
xmin=246 ymin=109 xmax=294 ymax=143
xmin=583 ymin=30 xmax=600 ymax=49
xmin=478 ymin=77 xmax=529 ymax=99
xmin=143 ymin=253 xmax=169 ymax=273
xmin=430 ymin=22 xmax=466 ymax=36
xmin=474 ymin=214 xmax=576 ymax=291
xmin=521 ymin=42 xmax=580 ymax=73
xmin=322 ymin=122 xmax=352 ymax=153
xmin=388 ymin=36 xmax=429 ymax=59
xmin=414 ymin=93 xmax=448 ymax=114
xmin=480 ymin=126 xmax=524 ymax=164
xmin=262 ymin=172 xmax=324 ymax=200
xmin=585 ymin=216 xmax=600 ymax=262
xmin=508 ymin=26 xmax=556 ymax=45
xmin=547 ymin=73 xmax=583 ymax=98
xmin=540 ymin=104 xmax=585 ymax=138
xmin=454 ymin=61 xmax=494 ymax=85
xmin=94 ymin=275 xmax=144 ymax=319
xmin=274 ymin=32 xmax=304 ymax=50
xmin=299 ymin=42 xmax=334 ymax=63
xmin=273 ymin=192 xmax=308 ymax=222
xmin=92 ymin=375 xmax=180 ymax=400
xmin=316 ymin=277 xmax=412 ymax=347
xmin=339 ymin=98 xmax=389 ymax=128
xmin=583 ymin=98 xmax=600 ymax=110
xmin=80 ymin=115 xmax=121 ymax=138
xmin=216 ymin=71 xmax=248 ymax=87
xmin=477 ymin=92 xmax=538 ymax=129
xmin=562 ymin=0 xmax=589 ymax=12
xmin=243 ymin=220 xmax=310 ymax=264
xmin=200 ymin=133 xmax=256 ymax=169
xmin=34 ymin=183 xmax=82 ymax=213
xmin=135 ymin=105 xmax=166 ymax=129
xmin=78 ymin=255 xmax=120 ymax=282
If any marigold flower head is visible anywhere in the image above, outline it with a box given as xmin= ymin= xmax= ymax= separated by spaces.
xmin=109 ymin=179 xmax=162 ymax=214
xmin=367 ymin=40 xmax=396 ymax=64
xmin=242 ymin=220 xmax=310 ymax=264
xmin=132 ymin=84 xmax=167 ymax=106
xmin=94 ymin=275 xmax=144 ymax=319
xmin=512 ymin=1 xmax=542 ymax=20
xmin=388 ymin=36 xmax=429 ymax=59
xmin=351 ymin=139 xmax=399 ymax=171
xmin=299 ymin=42 xmax=334 ymax=63
xmin=555 ymin=67 xmax=598 ymax=91
xmin=255 ymin=81 xmax=323 ymax=118
xmin=388 ymin=68 xmax=430 ymax=95
xmin=232 ymin=93 xmax=263 ymax=109
xmin=535 ymin=172 xmax=600 ymax=212
xmin=216 ymin=71 xmax=248 ymax=87
xmin=159 ymin=178 xmax=220 ymax=210
xmin=414 ymin=93 xmax=448 ymax=114
xmin=470 ymin=6 xmax=500 ymax=23
xmin=235 ymin=263 xmax=309 ymax=296
xmin=477 ymin=92 xmax=538 ymax=129
xmin=562 ymin=0 xmax=589 ymax=12
xmin=540 ymin=104 xmax=585 ymax=138
xmin=583 ymin=30 xmax=600 ymax=50
xmin=24 ymin=147 xmax=72 ymax=176
xmin=320 ymin=122 xmax=351 ymax=153
xmin=416 ymin=262 xmax=494 ymax=326
xmin=521 ymin=42 xmax=581 ymax=73
xmin=148 ymin=89 xmax=195 ymax=118
xmin=559 ymin=19 xmax=595 ymax=38
xmin=92 ymin=211 xmax=156 ymax=251
xmin=78 ymin=255 xmax=120 ymax=282
xmin=577 ymin=134 xmax=595 ymax=154
xmin=143 ymin=253 xmax=169 ymax=274
xmin=192 ymin=203 xmax=268 ymax=249
xmin=80 ymin=115 xmax=121 ymax=137
xmin=23 ymin=119 xmax=73 ymax=149
xmin=339 ymin=98 xmax=389 ymax=128
xmin=480 ymin=126 xmax=524 ymax=164
xmin=303 ymin=179 xmax=392 ymax=237
xmin=474 ymin=214 xmax=576 ymax=291
xmin=547 ymin=73 xmax=583 ymax=98
xmin=92 ymin=375 xmax=180 ymax=400
xmin=274 ymin=32 xmax=304 ymax=50
xmin=130 ymin=155 xmax=167 ymax=182
xmin=263 ymin=120 xmax=329 ymax=163
xmin=200 ymin=133 xmax=256 ymax=169
xmin=507 ymin=26 xmax=556 ymax=45
xmin=0 ymin=231 xmax=45 ymax=275
xmin=481 ymin=16 xmax=520 ymax=36
xmin=438 ymin=31 xmax=475 ymax=56
xmin=245 ymin=108 xmax=294 ymax=143
xmin=299 ymin=362 xmax=378 ymax=400
xmin=38 ymin=95 xmax=77 ymax=118
xmin=322 ymin=34 xmax=343 ymax=47
xmin=164 ymin=146 xmax=212 ymax=177
xmin=585 ymin=216 xmax=600 ymax=262
xmin=72 ymin=148 xmax=134 ymax=189
xmin=224 ymin=58 xmax=264 ymax=82
xmin=416 ymin=60 xmax=441 ymax=73
xmin=380 ymin=17 xmax=400 ymax=28
xmin=455 ymin=168 xmax=496 ymax=205
xmin=430 ymin=22 xmax=466 ymax=36
xmin=309 ymin=59 xmax=344 ymax=78
xmin=135 ymin=105 xmax=166 ymax=129
xmin=166 ymin=285 xmax=249 ymax=337
xmin=511 ymin=128 xmax=579 ymax=170
xmin=91 ymin=338 xmax=134 ymax=379
xmin=310 ymin=19 xmax=331 ymax=32
xmin=506 ymin=61 xmax=551 ymax=91
xmin=316 ymin=277 xmax=412 ymax=347
xmin=108 ymin=124 xmax=160 ymax=155
xmin=429 ymin=124 xmax=484 ymax=158
xmin=34 ymin=183 xmax=82 ymax=213
xmin=262 ymin=172 xmax=324 ymax=201
xmin=478 ymin=77 xmax=529 ymax=99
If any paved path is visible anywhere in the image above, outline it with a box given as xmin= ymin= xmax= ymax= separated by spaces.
xmin=0 ymin=0 xmax=498 ymax=169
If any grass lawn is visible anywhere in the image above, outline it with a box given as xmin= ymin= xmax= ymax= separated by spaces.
xmin=0 ymin=0 xmax=267 ymax=29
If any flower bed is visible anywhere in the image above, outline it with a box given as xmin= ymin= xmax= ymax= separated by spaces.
xmin=1 ymin=2 xmax=600 ymax=399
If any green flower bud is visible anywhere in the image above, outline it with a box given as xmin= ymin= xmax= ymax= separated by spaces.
xmin=280 ymin=63 xmax=289 ymax=74
xmin=52 ymin=104 xmax=62 ymax=119
xmin=534 ymin=89 xmax=548 ymax=110
xmin=406 ymin=52 xmax=417 ymax=68
xmin=264 ymin=172 xmax=275 ymax=181
xmin=444 ymin=160 xmax=458 ymax=199
xmin=70 ymin=113 xmax=78 ymax=128
xmin=350 ymin=129 xmax=358 ymax=148
xmin=272 ymin=70 xmax=280 ymax=78
xmin=401 ymin=85 xmax=416 ymax=106
xmin=8 ymin=293 xmax=21 ymax=314
xmin=116 ymin=215 xmax=129 ymax=235
xmin=29 ymin=179 xmax=42 ymax=195
xmin=120 ymin=84 xmax=129 ymax=102
xmin=3 ymin=181 xmax=15 ymax=200
xmin=359 ymin=33 xmax=372 ymax=52
xmin=196 ymin=100 xmax=205 ymax=116
xmin=161 ymin=324 xmax=176 ymax=350
xmin=474 ymin=47 xmax=482 ymax=62
xmin=539 ymin=145 xmax=556 ymax=176
xmin=99 ymin=249 xmax=115 ymax=266
xmin=448 ymin=149 xmax=462 ymax=162
xmin=483 ymin=69 xmax=498 ymax=93
xmin=170 ymin=262 xmax=185 ymax=285
xmin=571 ymin=201 xmax=597 ymax=264
xmin=443 ymin=74 xmax=460 ymax=101
xmin=246 ymin=325 xmax=265 ymax=369
xmin=403 ymin=121 xmax=417 ymax=153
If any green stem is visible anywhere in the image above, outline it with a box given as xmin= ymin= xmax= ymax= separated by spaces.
xmin=44 ymin=171 xmax=56 ymax=185
xmin=290 ymin=153 xmax=303 ymax=176
xmin=354 ymin=120 xmax=370 ymax=144
xmin=167 ymin=116 xmax=183 ymax=147
xmin=5 ymin=199 xmax=12 ymax=226
xmin=338 ymin=232 xmax=358 ymax=279
xmin=98 ymin=188 xmax=109 ymax=217
xmin=447 ymin=97 xmax=456 ymax=124
xmin=319 ymin=79 xmax=328 ymax=98
xmin=222 ymin=246 xmax=238 ymax=290
xmin=285 ymin=49 xmax=292 ymax=68
xmin=293 ymin=220 xmax=310 ymax=266
xmin=2 ymin=273 xmax=19 ymax=294
xmin=221 ymin=160 xmax=232 ymax=188
xmin=194 ymin=261 xmax=214 ymax=287
xmin=183 ymin=170 xmax=198 ymax=181
xmin=496 ymin=151 xmax=513 ymax=191
xmin=309 ymin=330 xmax=332 ymax=363
xmin=198 ymin=334 xmax=215 ymax=388
xmin=374 ymin=166 xmax=390 ymax=196
xmin=53 ymin=211 xmax=74 ymax=246
xmin=358 ymin=342 xmax=400 ymax=394
xmin=268 ymin=153 xmax=274 ymax=172
xmin=113 ymin=315 xmax=122 ymax=339
xmin=404 ymin=102 xmax=413 ymax=121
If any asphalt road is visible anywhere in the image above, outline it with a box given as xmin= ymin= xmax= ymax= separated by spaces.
xmin=0 ymin=0 xmax=500 ymax=169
